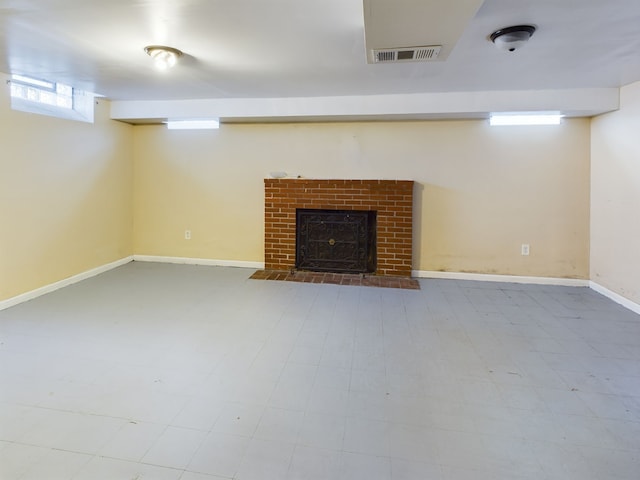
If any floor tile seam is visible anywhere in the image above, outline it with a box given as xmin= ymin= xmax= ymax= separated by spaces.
xmin=302 ymin=292 xmax=338 ymax=354
xmin=179 ymin=384 xmax=258 ymax=429
xmin=252 ymin=430 xmax=301 ymax=446
xmin=312 ymin=406 xmax=346 ymax=454
xmin=378 ymin=295 xmax=397 ymax=397
xmin=2 ymin=439 xmax=108 ymax=459
xmin=366 ymin=414 xmax=522 ymax=440
xmin=255 ymin=403 xmax=307 ymax=444
xmin=246 ymin=435 xmax=343 ymax=459
xmin=284 ymin=446 xmax=432 ymax=479
xmin=134 ymin=388 xmax=194 ymax=432
xmin=183 ymin=431 xmax=253 ymax=479
xmin=16 ymin=447 xmax=95 ymax=480
xmin=136 ymin=421 xmax=178 ymax=466
xmin=98 ymin=455 xmax=188 ymax=474
xmin=334 ymin=289 xmax=360 ymax=396
xmin=444 ymin=461 xmax=548 ymax=480
xmin=324 ymin=447 xmax=393 ymax=459
xmin=232 ymin=435 xmax=297 ymax=480
xmin=21 ymin=403 xmax=178 ymax=426
xmin=293 ymin=417 xmax=348 ymax=449
xmin=147 ymin=424 xmax=213 ymax=472
xmin=282 ymin=444 xmax=319 ymax=480
xmin=181 ymin=465 xmax=234 ymax=480
xmin=573 ymin=442 xmax=640 ymax=455
xmin=92 ymin=451 xmax=191 ymax=473
xmin=99 ymin=417 xmax=164 ymax=461
xmin=293 ymin=361 xmax=322 ymax=416
xmin=329 ymin=449 xmax=451 ymax=470
xmin=260 ymin=316 xmax=309 ymax=354
xmin=229 ymin=399 xmax=269 ymax=443
xmin=6 ymin=409 xmax=153 ymax=450
xmin=530 ymin=388 xmax=601 ymax=418
xmin=520 ymin=412 xmax=615 ymax=447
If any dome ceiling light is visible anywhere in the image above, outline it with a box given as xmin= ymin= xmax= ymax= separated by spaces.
xmin=144 ymin=45 xmax=183 ymax=71
xmin=490 ymin=25 xmax=536 ymax=52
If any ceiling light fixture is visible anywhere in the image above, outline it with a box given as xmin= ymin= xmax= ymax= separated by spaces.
xmin=166 ymin=119 xmax=220 ymax=130
xmin=490 ymin=25 xmax=536 ymax=52
xmin=489 ymin=113 xmax=563 ymax=126
xmin=144 ymin=45 xmax=183 ymax=71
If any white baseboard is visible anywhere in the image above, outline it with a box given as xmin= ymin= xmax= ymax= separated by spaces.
xmin=133 ymin=255 xmax=264 ymax=270
xmin=0 ymin=256 xmax=134 ymax=311
xmin=412 ymin=269 xmax=590 ymax=287
xmin=589 ymin=281 xmax=640 ymax=315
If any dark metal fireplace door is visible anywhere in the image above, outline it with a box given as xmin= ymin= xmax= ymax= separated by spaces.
xmin=295 ymin=209 xmax=376 ymax=274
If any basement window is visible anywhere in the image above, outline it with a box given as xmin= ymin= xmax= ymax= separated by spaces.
xmin=9 ymin=74 xmax=95 ymax=123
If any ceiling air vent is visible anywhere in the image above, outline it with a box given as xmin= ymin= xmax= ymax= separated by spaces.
xmin=371 ymin=45 xmax=442 ymax=63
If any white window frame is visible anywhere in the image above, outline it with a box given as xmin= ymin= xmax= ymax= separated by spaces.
xmin=9 ymin=74 xmax=95 ymax=123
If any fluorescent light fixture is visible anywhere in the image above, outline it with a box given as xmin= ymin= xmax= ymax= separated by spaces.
xmin=167 ymin=119 xmax=220 ymax=130
xmin=489 ymin=113 xmax=564 ymax=126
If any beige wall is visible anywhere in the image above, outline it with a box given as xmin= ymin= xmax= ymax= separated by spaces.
xmin=134 ymin=118 xmax=591 ymax=278
xmin=1 ymin=92 xmax=592 ymax=304
xmin=0 ymin=77 xmax=134 ymax=301
xmin=591 ymin=81 xmax=640 ymax=304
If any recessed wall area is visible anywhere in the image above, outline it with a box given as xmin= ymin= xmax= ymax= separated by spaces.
xmin=264 ymin=179 xmax=414 ymax=276
xmin=130 ymin=120 xmax=591 ymax=282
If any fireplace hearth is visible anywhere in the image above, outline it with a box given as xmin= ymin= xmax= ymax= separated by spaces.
xmin=296 ymin=209 xmax=376 ymax=274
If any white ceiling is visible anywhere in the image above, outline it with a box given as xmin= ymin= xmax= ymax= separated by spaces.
xmin=1 ymin=0 xmax=640 ymax=122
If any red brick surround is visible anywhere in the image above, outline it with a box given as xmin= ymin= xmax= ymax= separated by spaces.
xmin=264 ymin=179 xmax=414 ymax=277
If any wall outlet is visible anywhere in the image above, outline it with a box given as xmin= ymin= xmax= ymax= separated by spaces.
xmin=521 ymin=244 xmax=530 ymax=256
xmin=185 ymin=230 xmax=191 ymax=240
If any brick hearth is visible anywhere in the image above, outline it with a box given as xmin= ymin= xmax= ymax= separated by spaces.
xmin=264 ymin=179 xmax=414 ymax=277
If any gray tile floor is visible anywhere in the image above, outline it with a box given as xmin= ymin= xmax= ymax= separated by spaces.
xmin=0 ymin=262 xmax=639 ymax=479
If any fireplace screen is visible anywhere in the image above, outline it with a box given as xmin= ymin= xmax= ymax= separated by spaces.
xmin=295 ymin=209 xmax=376 ymax=273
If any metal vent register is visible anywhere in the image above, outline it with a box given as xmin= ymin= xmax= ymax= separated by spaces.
xmin=371 ymin=45 xmax=441 ymax=63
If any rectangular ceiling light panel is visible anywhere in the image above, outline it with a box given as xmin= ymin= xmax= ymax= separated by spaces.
xmin=167 ymin=119 xmax=220 ymax=130
xmin=489 ymin=113 xmax=564 ymax=126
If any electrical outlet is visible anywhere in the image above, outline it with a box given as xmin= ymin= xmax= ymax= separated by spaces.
xmin=185 ymin=230 xmax=191 ymax=240
xmin=521 ymin=244 xmax=530 ymax=256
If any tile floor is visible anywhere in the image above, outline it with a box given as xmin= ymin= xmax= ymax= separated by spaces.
xmin=0 ymin=261 xmax=639 ymax=479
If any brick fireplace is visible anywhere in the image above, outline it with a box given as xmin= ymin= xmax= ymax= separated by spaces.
xmin=264 ymin=179 xmax=414 ymax=277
